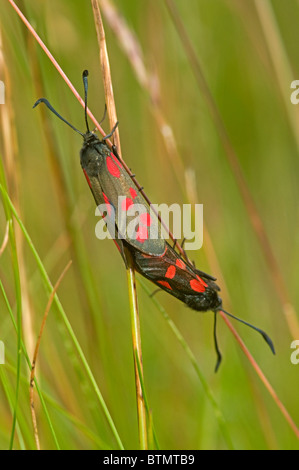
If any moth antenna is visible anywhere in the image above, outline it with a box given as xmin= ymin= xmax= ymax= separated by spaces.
xmin=213 ymin=311 xmax=222 ymax=372
xmin=99 ymin=104 xmax=107 ymax=126
xmin=93 ymin=106 xmax=107 ymax=134
xmin=149 ymin=288 xmax=162 ymax=298
xmin=178 ymin=238 xmax=193 ymax=266
xmin=33 ymin=98 xmax=84 ymax=137
xmin=220 ymin=308 xmax=275 ymax=355
xmin=82 ymin=70 xmax=90 ymax=133
xmin=103 ymin=120 xmax=119 ymax=141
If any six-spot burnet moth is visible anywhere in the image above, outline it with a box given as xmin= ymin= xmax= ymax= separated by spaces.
xmin=33 ymin=70 xmax=275 ymax=371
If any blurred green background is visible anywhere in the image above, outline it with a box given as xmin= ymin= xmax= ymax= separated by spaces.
xmin=0 ymin=0 xmax=299 ymax=449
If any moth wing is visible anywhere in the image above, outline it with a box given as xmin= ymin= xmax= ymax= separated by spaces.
xmin=132 ymin=243 xmax=213 ymax=295
xmin=87 ymin=173 xmax=127 ymax=263
xmin=95 ymin=151 xmax=166 ymax=256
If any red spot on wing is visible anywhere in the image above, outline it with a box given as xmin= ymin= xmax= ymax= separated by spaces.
xmin=136 ymin=226 xmax=148 ymax=242
xmin=130 ymin=187 xmax=137 ymax=199
xmin=190 ymin=279 xmax=206 ymax=293
xmin=158 ymin=280 xmax=172 ymax=290
xmin=107 ymin=156 xmax=121 ymax=178
xmin=121 ymin=197 xmax=133 ymax=211
xmin=196 ymin=275 xmax=208 ymax=287
xmin=110 ymin=152 xmax=123 ymax=169
xmin=83 ymin=169 xmax=92 ymax=188
xmin=176 ymin=259 xmax=186 ymax=270
xmin=165 ymin=265 xmax=176 ymax=279
xmin=139 ymin=213 xmax=152 ymax=227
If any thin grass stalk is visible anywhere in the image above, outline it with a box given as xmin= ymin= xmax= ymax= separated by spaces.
xmin=30 ymin=261 xmax=72 ymax=450
xmin=0 ymin=159 xmax=22 ymax=450
xmin=0 ymin=221 xmax=9 ymax=255
xmin=126 ymin=254 xmax=148 ymax=449
xmin=134 ymin=350 xmax=160 ymax=450
xmin=0 ymin=368 xmax=25 ymax=449
xmin=6 ymin=221 xmax=21 ymax=450
xmin=91 ymin=0 xmax=121 ymax=155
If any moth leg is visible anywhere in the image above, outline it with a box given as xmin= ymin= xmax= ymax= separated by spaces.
xmin=111 ymin=144 xmax=122 ymax=161
xmin=149 ymin=288 xmax=162 ymax=298
xmin=114 ymin=238 xmax=128 ymax=268
xmin=103 ymin=121 xmax=119 ymax=141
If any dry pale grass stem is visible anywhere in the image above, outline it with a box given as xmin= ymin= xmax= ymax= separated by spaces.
xmin=30 ymin=261 xmax=72 ymax=450
xmin=91 ymin=0 xmax=148 ymax=448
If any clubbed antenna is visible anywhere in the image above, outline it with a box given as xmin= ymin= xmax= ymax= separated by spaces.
xmin=213 ymin=311 xmax=222 ymax=372
xmin=33 ymin=98 xmax=84 ymax=137
xmin=213 ymin=308 xmax=275 ymax=372
xmin=220 ymin=308 xmax=275 ymax=354
xmin=82 ymin=70 xmax=90 ymax=133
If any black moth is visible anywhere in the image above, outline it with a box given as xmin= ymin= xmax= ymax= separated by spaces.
xmin=34 ymin=70 xmax=275 ymax=371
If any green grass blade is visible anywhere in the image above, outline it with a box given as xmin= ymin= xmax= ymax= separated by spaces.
xmin=0 ymin=181 xmax=124 ymax=450
xmin=0 ymin=159 xmax=22 ymax=449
